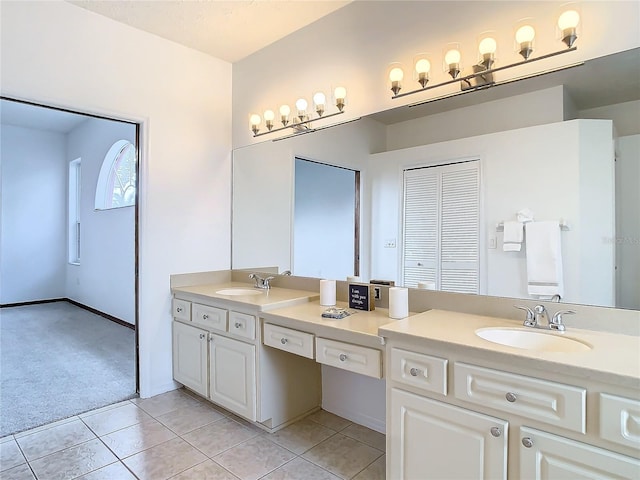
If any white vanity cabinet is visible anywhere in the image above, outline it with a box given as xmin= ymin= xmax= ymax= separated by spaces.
xmin=390 ymin=387 xmax=508 ymax=479
xmin=209 ymin=333 xmax=256 ymax=420
xmin=172 ymin=320 xmax=209 ymax=397
xmin=519 ymin=426 xmax=640 ymax=479
xmin=384 ymin=339 xmax=640 ymax=480
xmin=171 ymin=294 xmax=321 ymax=430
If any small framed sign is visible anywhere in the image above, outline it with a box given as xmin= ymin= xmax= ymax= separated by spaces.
xmin=348 ymin=283 xmax=375 ymax=311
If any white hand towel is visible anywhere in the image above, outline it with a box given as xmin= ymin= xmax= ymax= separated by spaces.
xmin=525 ymin=221 xmax=564 ymax=298
xmin=503 ymin=221 xmax=523 ymax=252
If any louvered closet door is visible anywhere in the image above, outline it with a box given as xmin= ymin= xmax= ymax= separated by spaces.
xmin=403 ymin=161 xmax=480 ymax=293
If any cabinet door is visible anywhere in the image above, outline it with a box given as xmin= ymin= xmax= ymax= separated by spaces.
xmin=389 ymin=388 xmax=507 ymax=480
xmin=172 ymin=321 xmax=208 ymax=397
xmin=519 ymin=427 xmax=640 ymax=479
xmin=209 ymin=334 xmax=256 ymax=421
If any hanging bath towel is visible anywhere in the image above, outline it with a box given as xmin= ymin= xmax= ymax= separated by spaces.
xmin=525 ymin=221 xmax=563 ymax=298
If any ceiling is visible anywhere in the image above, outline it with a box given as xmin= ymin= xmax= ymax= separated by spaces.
xmin=0 ymin=101 xmax=90 ymax=133
xmin=66 ymin=0 xmax=351 ymax=63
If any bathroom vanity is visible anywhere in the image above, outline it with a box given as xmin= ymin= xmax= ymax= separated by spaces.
xmin=170 ymin=272 xmax=640 ymax=478
xmin=380 ymin=310 xmax=640 ymax=479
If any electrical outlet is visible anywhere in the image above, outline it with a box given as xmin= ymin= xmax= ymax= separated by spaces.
xmin=384 ymin=239 xmax=396 ymax=248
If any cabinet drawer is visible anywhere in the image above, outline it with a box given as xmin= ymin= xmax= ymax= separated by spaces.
xmin=454 ymin=362 xmax=586 ymax=433
xmin=172 ymin=298 xmax=191 ymax=321
xmin=315 ymin=338 xmax=381 ymax=379
xmin=390 ymin=347 xmax=447 ymax=396
xmin=600 ymin=393 xmax=640 ymax=449
xmin=192 ymin=303 xmax=227 ymax=332
xmin=229 ymin=311 xmax=256 ymax=340
xmin=263 ymin=323 xmax=314 ymax=359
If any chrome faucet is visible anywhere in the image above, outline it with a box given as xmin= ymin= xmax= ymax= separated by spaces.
xmin=249 ymin=273 xmax=275 ymax=289
xmin=514 ymin=305 xmax=575 ymax=331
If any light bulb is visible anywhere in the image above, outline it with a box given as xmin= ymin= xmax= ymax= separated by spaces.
xmin=279 ymin=104 xmax=290 ymax=126
xmin=478 ymin=37 xmax=496 ymax=69
xmin=334 ymin=86 xmax=346 ymax=111
xmin=558 ymin=9 xmax=579 ymax=47
xmin=516 ymin=25 xmax=535 ymax=44
xmin=515 ymin=23 xmax=535 ymax=60
xmin=295 ymin=98 xmax=308 ymax=121
xmin=389 ymin=67 xmax=404 ymax=82
xmin=444 ymin=48 xmax=461 ymax=65
xmin=263 ymin=109 xmax=275 ymax=130
xmin=313 ymin=92 xmax=326 ymax=116
xmin=415 ymin=58 xmax=431 ymax=74
xmin=444 ymin=48 xmax=461 ymax=79
xmin=389 ymin=67 xmax=404 ymax=95
xmin=478 ymin=37 xmax=497 ymax=55
xmin=249 ymin=113 xmax=261 ymax=135
xmin=558 ymin=9 xmax=580 ymax=30
xmin=414 ymin=58 xmax=430 ymax=88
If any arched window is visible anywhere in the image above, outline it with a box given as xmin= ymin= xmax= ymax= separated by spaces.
xmin=95 ymin=140 xmax=136 ymax=210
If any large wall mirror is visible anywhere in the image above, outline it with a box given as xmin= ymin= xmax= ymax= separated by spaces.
xmin=232 ymin=48 xmax=640 ymax=311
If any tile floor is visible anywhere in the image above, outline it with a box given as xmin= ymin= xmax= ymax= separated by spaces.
xmin=0 ymin=389 xmax=385 ymax=480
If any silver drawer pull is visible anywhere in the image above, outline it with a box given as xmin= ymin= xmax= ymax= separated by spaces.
xmin=235 ymin=322 xmax=242 ymax=328
xmin=506 ymin=392 xmax=517 ymax=403
xmin=199 ymin=333 xmax=206 ymax=339
xmin=176 ymin=307 xmax=182 ymax=313
xmin=202 ymin=314 xmax=209 ymax=320
xmin=280 ymin=338 xmax=288 ymax=344
xmin=490 ymin=427 xmax=502 ymax=437
xmin=339 ymin=353 xmax=348 ymax=362
xmin=409 ymin=367 xmax=420 ymax=377
xmin=522 ymin=437 xmax=533 ymax=448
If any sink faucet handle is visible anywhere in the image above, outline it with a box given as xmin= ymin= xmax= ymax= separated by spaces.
xmin=514 ymin=305 xmax=536 ymax=327
xmin=550 ymin=310 xmax=575 ymax=331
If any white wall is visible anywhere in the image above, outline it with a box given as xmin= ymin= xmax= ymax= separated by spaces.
xmin=0 ymin=0 xmax=232 ymax=397
xmin=66 ymin=118 xmax=136 ymax=324
xmin=233 ymin=1 xmax=640 ymax=148
xmin=369 ymin=119 xmax=615 ymax=306
xmin=616 ymin=135 xmax=640 ymax=310
xmin=1 ymin=125 xmax=67 ymax=303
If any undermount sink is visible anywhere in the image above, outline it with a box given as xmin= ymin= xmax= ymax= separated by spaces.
xmin=215 ymin=288 xmax=263 ymax=296
xmin=475 ymin=327 xmax=592 ymax=353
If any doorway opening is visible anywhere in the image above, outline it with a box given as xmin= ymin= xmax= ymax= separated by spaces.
xmin=0 ymin=97 xmax=140 ymax=436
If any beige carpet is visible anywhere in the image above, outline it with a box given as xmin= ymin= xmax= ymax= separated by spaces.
xmin=0 ymin=301 xmax=136 ymax=436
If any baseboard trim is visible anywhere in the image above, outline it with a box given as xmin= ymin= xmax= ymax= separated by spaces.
xmin=65 ymin=299 xmax=135 ymax=330
xmin=1 ymin=298 xmax=134 ymax=330
xmin=1 ymin=298 xmax=66 ymax=308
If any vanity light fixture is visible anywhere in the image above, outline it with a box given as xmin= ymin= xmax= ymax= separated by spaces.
xmin=389 ymin=7 xmax=580 ymax=100
xmin=250 ymin=86 xmax=347 ymax=137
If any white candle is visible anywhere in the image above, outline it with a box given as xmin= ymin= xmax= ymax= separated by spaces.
xmin=388 ymin=287 xmax=409 ymax=319
xmin=320 ymin=279 xmax=336 ymax=306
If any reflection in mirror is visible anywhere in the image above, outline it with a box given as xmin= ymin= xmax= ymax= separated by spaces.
xmin=232 ymin=49 xmax=639 ymax=310
xmin=293 ymin=158 xmax=360 ymax=279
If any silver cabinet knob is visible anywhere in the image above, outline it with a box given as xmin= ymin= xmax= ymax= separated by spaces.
xmin=409 ymin=367 xmax=420 ymax=377
xmin=280 ymin=338 xmax=288 ymax=344
xmin=522 ymin=437 xmax=533 ymax=448
xmin=235 ymin=322 xmax=242 ymax=328
xmin=176 ymin=307 xmax=182 ymax=313
xmin=339 ymin=353 xmax=348 ymax=362
xmin=199 ymin=333 xmax=206 ymax=339
xmin=506 ymin=392 xmax=517 ymax=403
xmin=203 ymin=314 xmax=209 ymax=320
xmin=490 ymin=427 xmax=502 ymax=437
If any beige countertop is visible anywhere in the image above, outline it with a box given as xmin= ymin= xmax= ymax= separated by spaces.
xmin=379 ymin=309 xmax=640 ymax=389
xmin=261 ymin=301 xmax=411 ymax=349
xmin=172 ymin=282 xmax=319 ymax=312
